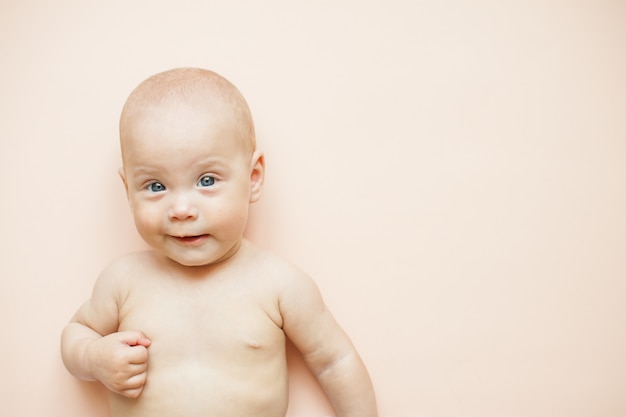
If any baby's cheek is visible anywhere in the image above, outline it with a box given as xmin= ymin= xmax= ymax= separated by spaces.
xmin=221 ymin=205 xmax=249 ymax=234
xmin=133 ymin=207 xmax=163 ymax=236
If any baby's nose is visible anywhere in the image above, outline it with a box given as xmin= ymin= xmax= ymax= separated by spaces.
xmin=168 ymin=194 xmax=199 ymax=220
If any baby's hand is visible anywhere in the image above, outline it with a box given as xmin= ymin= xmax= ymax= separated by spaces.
xmin=86 ymin=330 xmax=151 ymax=398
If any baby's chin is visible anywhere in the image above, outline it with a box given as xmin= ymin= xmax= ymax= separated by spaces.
xmin=162 ymin=246 xmax=242 ymax=269
xmin=165 ymin=254 xmax=219 ymax=268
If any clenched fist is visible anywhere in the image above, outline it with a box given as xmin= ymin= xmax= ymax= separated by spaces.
xmin=85 ymin=330 xmax=151 ymax=398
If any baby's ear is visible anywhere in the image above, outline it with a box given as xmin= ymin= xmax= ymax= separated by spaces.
xmin=118 ymin=168 xmax=133 ymax=210
xmin=249 ymin=151 xmax=265 ymax=203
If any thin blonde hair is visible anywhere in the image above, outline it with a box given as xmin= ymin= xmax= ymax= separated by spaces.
xmin=119 ymin=67 xmax=256 ymax=156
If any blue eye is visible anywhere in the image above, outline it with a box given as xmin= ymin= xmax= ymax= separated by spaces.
xmin=148 ymin=182 xmax=166 ymax=192
xmin=198 ymin=175 xmax=216 ymax=187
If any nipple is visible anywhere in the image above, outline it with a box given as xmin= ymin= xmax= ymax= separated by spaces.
xmin=247 ymin=340 xmax=261 ymax=349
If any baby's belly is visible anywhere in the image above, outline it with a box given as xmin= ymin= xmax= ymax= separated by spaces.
xmin=109 ymin=354 xmax=289 ymax=417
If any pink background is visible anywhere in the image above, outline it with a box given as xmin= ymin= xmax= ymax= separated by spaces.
xmin=1 ymin=1 xmax=625 ymax=416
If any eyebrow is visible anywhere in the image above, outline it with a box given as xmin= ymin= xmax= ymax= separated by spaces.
xmin=190 ymin=156 xmax=229 ymax=172
xmin=127 ymin=156 xmax=229 ymax=176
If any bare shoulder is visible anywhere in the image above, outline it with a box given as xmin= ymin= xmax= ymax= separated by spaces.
xmin=241 ymin=240 xmax=316 ymax=291
xmin=241 ymin=242 xmax=325 ymax=314
xmin=102 ymin=250 xmax=161 ymax=275
xmin=96 ymin=250 xmax=162 ymax=287
xmin=75 ymin=251 xmax=160 ymax=329
xmin=245 ymin=242 xmax=354 ymax=370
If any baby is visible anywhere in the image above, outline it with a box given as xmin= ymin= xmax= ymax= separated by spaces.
xmin=61 ymin=68 xmax=377 ymax=417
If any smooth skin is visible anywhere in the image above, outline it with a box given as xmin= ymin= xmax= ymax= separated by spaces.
xmin=61 ymin=68 xmax=377 ymax=417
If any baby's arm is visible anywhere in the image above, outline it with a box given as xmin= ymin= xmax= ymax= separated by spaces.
xmin=279 ymin=269 xmax=377 ymax=417
xmin=61 ymin=261 xmax=151 ymax=398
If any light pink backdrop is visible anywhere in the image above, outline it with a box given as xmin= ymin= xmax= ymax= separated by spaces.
xmin=1 ymin=1 xmax=625 ymax=416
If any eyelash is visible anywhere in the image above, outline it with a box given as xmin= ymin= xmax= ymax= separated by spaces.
xmin=198 ymin=175 xmax=216 ymax=187
xmin=145 ymin=175 xmax=216 ymax=193
xmin=147 ymin=182 xmax=166 ymax=193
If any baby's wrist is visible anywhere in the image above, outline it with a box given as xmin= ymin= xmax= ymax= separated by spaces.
xmin=81 ymin=337 xmax=102 ymax=381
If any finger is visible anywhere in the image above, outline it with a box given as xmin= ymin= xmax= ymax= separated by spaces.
xmin=113 ymin=372 xmax=147 ymax=396
xmin=127 ymin=345 xmax=149 ymax=364
xmin=134 ymin=332 xmax=151 ymax=347
xmin=119 ymin=331 xmax=152 ymax=347
xmin=125 ymin=371 xmax=147 ymax=390
xmin=105 ymin=370 xmax=146 ymax=398
xmin=125 ymin=361 xmax=148 ymax=376
xmin=120 ymin=386 xmax=144 ymax=399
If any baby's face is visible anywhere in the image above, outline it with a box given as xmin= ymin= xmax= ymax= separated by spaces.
xmin=120 ymin=101 xmax=260 ymax=266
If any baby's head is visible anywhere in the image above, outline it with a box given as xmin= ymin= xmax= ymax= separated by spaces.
xmin=118 ymin=68 xmax=264 ymax=266
xmin=120 ymin=67 xmax=256 ymax=161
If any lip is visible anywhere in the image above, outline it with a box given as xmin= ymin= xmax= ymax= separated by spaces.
xmin=170 ymin=234 xmax=210 ymax=246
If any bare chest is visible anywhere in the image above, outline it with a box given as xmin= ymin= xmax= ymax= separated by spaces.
xmin=117 ymin=273 xmax=285 ymax=361
xmin=107 ymin=250 xmax=291 ymax=417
